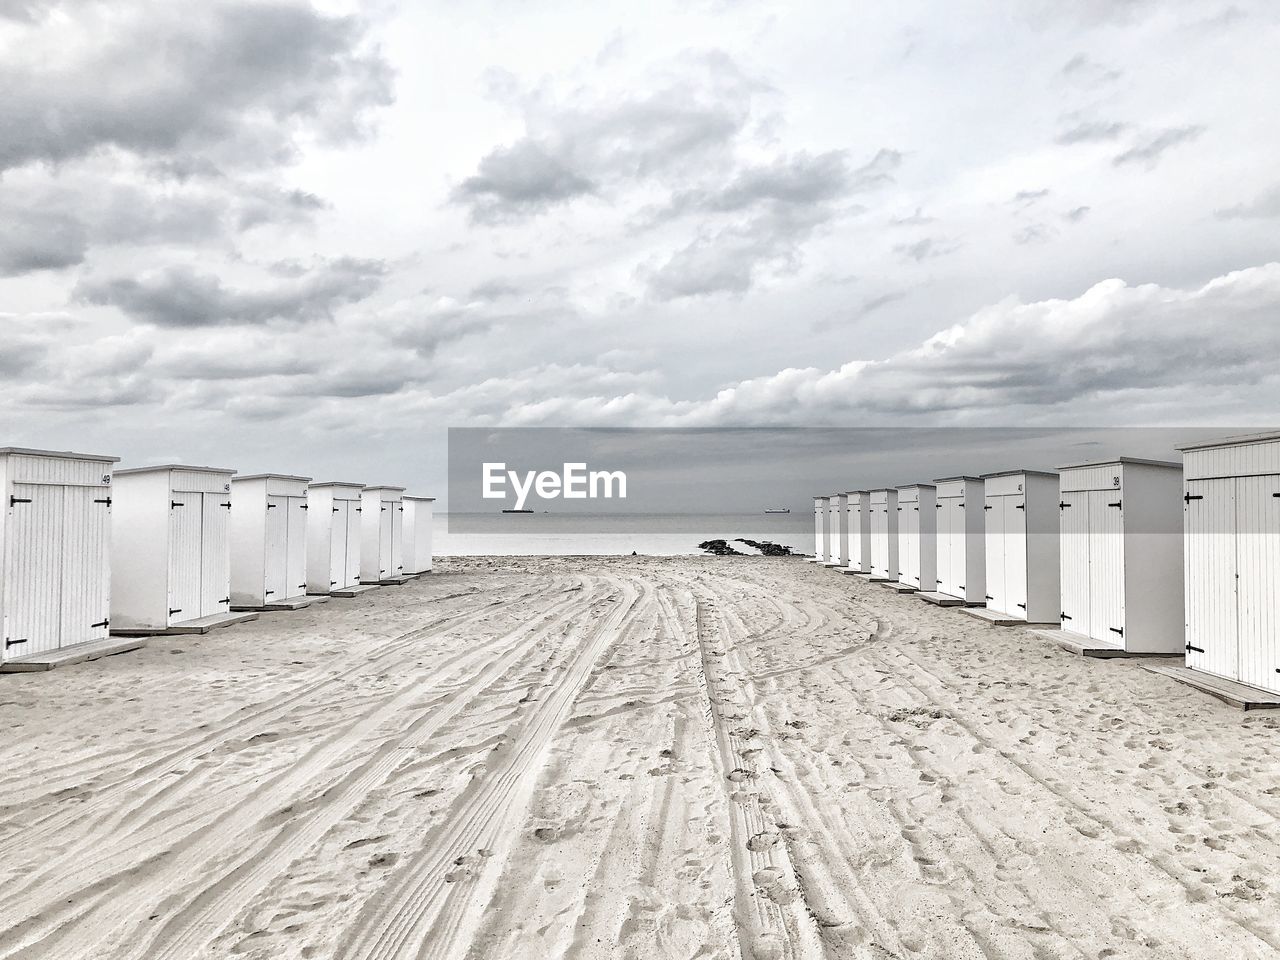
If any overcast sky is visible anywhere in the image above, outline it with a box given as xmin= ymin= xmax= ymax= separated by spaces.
xmin=3 ymin=0 xmax=1280 ymax=501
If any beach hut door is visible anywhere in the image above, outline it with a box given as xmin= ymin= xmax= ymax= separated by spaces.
xmin=1235 ymin=476 xmax=1280 ymax=691
xmin=3 ymin=484 xmax=63 ymax=655
xmin=1183 ymin=479 xmax=1236 ymax=678
xmin=168 ymin=492 xmax=203 ymax=625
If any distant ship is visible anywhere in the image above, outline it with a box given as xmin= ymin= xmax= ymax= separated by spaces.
xmin=764 ymin=508 xmax=791 ymax=514
xmin=501 ymin=508 xmax=534 ymax=514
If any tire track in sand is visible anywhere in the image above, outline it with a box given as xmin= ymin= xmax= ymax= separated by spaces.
xmin=686 ymin=589 xmax=825 ymax=960
xmin=0 ymin=580 xmax=592 ymax=960
xmin=332 ymin=574 xmax=642 ymax=960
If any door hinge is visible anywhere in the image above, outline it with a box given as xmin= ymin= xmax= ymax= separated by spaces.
xmin=330 ymin=580 xmax=337 ymax=585
xmin=1109 ymin=626 xmax=1124 ymax=636
xmin=168 ymin=608 xmax=182 ymax=615
xmin=300 ymin=504 xmax=309 ymax=510
xmin=91 ymin=618 xmax=109 ymax=629
xmin=297 ymin=583 xmax=306 ymax=589
xmin=1108 ymin=501 xmax=1122 ymax=509
xmin=985 ymin=594 xmax=994 ymax=600
xmin=9 ymin=496 xmax=32 ymax=505
xmin=332 ymin=507 xmax=340 ymax=512
xmin=1059 ymin=501 xmax=1071 ymax=510
xmin=356 ymin=507 xmax=362 ymax=512
xmin=1015 ymin=504 xmax=1025 ymax=510
xmin=218 ymin=597 xmax=230 ymax=605
xmin=984 ymin=505 xmax=993 ymax=510
xmin=1184 ymin=493 xmax=1203 ymax=503
xmin=267 ymin=503 xmax=278 ymax=509
xmin=94 ymin=497 xmax=112 ymax=505
xmin=381 ymin=506 xmax=387 ymax=512
xmin=5 ymin=637 xmax=29 ymax=648
xmin=1016 ymin=603 xmax=1027 ymax=609
xmin=221 ymin=502 xmax=231 ymax=509
xmin=1186 ymin=643 xmax=1205 ymax=653
xmin=170 ymin=500 xmax=184 ymax=508
xmin=1061 ymin=612 xmax=1072 ymax=620
xmin=958 ymin=584 xmax=965 ymax=590
xmin=265 ymin=591 xmax=274 ymax=596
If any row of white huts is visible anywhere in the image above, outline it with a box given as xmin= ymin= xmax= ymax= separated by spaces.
xmin=0 ymin=448 xmax=434 ymax=670
xmin=811 ymin=430 xmax=1280 ymax=702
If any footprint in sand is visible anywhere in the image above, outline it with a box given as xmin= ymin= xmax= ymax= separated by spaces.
xmin=746 ymin=831 xmax=779 ymax=852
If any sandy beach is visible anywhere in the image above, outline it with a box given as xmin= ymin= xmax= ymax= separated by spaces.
xmin=1 ymin=556 xmax=1278 ymax=960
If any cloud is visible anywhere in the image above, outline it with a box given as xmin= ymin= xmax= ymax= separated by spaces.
xmin=1060 ymin=54 xmax=1123 ymax=85
xmin=452 ymin=141 xmax=597 ymax=222
xmin=1113 ymin=125 xmax=1205 ymax=168
xmin=75 ymin=257 xmax=386 ymax=327
xmin=451 ymin=53 xmax=763 ymax=223
xmin=437 ymin=263 xmax=1280 ymax=427
xmin=0 ymin=209 xmax=88 ymax=275
xmin=1216 ymin=183 xmax=1280 ymax=219
xmin=0 ymin=0 xmax=393 ymax=172
xmin=894 ymin=236 xmax=957 ymax=262
xmin=1013 ymin=224 xmax=1054 ymax=245
xmin=1064 ymin=205 xmax=1092 ymax=222
xmin=0 ymin=172 xmax=325 ymax=276
xmin=1011 ymin=188 xmax=1050 ymax=207
xmin=1056 ymin=119 xmax=1130 ymax=144
xmin=891 ymin=207 xmax=934 ymax=227
xmin=861 ymin=291 xmax=907 ymax=314
xmin=644 ymin=148 xmax=897 ymax=299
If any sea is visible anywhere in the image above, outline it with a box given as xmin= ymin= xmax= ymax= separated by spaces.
xmin=433 ymin=512 xmax=812 ymax=556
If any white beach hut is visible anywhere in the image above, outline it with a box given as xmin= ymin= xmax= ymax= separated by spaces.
xmin=841 ymin=490 xmax=873 ymax=575
xmin=1028 ymin=458 xmax=1183 ymax=657
xmin=402 ymin=495 xmax=435 ymax=575
xmin=229 ymin=474 xmax=314 ymax=611
xmin=812 ymin=496 xmax=830 ymax=562
xmin=110 ymin=465 xmax=256 ymax=635
xmin=963 ymin=470 xmax=1060 ymax=626
xmin=920 ymin=476 xmax=986 ymax=606
xmin=361 ymin=485 xmax=408 ymax=585
xmin=866 ymin=488 xmax=899 ymax=582
xmin=306 ymin=482 xmax=372 ymax=597
xmin=1168 ymin=433 xmax=1280 ymax=701
xmin=0 ymin=448 xmax=138 ymax=671
xmin=826 ymin=493 xmax=848 ymax=567
xmin=892 ymin=484 xmax=936 ymax=594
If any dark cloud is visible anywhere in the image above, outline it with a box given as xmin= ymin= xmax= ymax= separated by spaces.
xmin=894 ymin=237 xmax=957 ymax=263
xmin=0 ymin=1 xmax=393 ymax=172
xmin=0 ymin=176 xmax=328 ymax=276
xmin=1215 ymin=183 xmax=1280 ymax=219
xmin=645 ymin=149 xmax=897 ymax=300
xmin=453 ymin=141 xmax=597 ymax=222
xmin=76 ymin=257 xmax=386 ymax=327
xmin=1056 ymin=119 xmax=1130 ymax=144
xmin=451 ymin=54 xmax=761 ymax=223
xmin=0 ymin=209 xmax=87 ymax=276
xmin=1113 ymin=125 xmax=1205 ymax=168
